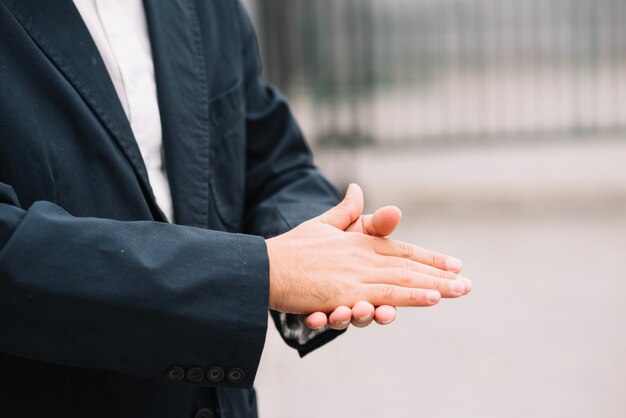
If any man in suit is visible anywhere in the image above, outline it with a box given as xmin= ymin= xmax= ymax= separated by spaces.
xmin=0 ymin=0 xmax=471 ymax=417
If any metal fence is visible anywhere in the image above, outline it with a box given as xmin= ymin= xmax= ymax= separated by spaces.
xmin=249 ymin=0 xmax=626 ymax=148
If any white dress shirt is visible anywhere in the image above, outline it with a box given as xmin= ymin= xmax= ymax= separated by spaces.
xmin=73 ymin=0 xmax=174 ymax=222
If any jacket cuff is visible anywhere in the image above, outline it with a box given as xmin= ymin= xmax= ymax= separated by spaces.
xmin=162 ymin=233 xmax=269 ymax=389
xmin=229 ymin=233 xmax=270 ymax=386
xmin=270 ymin=311 xmax=346 ymax=357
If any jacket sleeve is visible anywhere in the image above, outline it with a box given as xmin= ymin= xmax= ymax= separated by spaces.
xmin=0 ymin=182 xmax=268 ymax=388
xmin=236 ymin=1 xmax=346 ymax=356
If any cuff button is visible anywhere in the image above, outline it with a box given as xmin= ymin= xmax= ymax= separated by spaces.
xmin=166 ymin=366 xmax=185 ymax=381
xmin=186 ymin=367 xmax=205 ymax=383
xmin=194 ymin=408 xmax=214 ymax=418
xmin=206 ymin=366 xmax=225 ymax=383
xmin=226 ymin=367 xmax=245 ymax=384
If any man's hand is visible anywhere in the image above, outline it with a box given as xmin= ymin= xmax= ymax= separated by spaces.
xmin=304 ymin=186 xmax=471 ymax=330
xmin=266 ymin=184 xmax=472 ymax=317
xmin=305 ymin=204 xmax=405 ymax=330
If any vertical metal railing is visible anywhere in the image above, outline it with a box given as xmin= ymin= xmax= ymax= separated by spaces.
xmin=251 ymin=0 xmax=626 ymax=148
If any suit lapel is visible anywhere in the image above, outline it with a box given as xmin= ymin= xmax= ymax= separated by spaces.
xmin=2 ymin=0 xmax=166 ymax=221
xmin=143 ymin=0 xmax=211 ymax=228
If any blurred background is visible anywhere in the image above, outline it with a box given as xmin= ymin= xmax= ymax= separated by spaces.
xmin=242 ymin=1 xmax=626 ymax=417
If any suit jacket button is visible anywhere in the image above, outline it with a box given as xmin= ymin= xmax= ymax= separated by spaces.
xmin=226 ymin=367 xmax=245 ymax=384
xmin=206 ymin=366 xmax=224 ymax=383
xmin=194 ymin=408 xmax=214 ymax=418
xmin=166 ymin=366 xmax=185 ymax=381
xmin=186 ymin=367 xmax=205 ymax=383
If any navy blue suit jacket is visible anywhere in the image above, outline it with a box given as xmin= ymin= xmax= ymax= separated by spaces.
xmin=0 ymin=0 xmax=343 ymax=416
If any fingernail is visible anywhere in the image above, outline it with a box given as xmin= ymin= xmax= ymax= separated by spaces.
xmin=458 ymin=276 xmax=473 ymax=293
xmin=335 ymin=320 xmax=350 ymax=327
xmin=345 ymin=183 xmax=355 ymax=198
xmin=446 ymin=257 xmax=462 ymax=271
xmin=451 ymin=281 xmax=465 ymax=295
xmin=377 ymin=316 xmax=396 ymax=325
xmin=427 ymin=291 xmax=440 ymax=303
xmin=356 ymin=315 xmax=372 ymax=322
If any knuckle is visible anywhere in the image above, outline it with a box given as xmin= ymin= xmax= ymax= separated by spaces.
xmin=436 ymin=268 xmax=449 ymax=279
xmin=433 ymin=278 xmax=446 ymax=292
xmin=369 ymin=236 xmax=383 ymax=253
xmin=381 ymin=284 xmax=396 ymax=301
xmin=398 ymin=268 xmax=412 ymax=287
xmin=400 ymin=241 xmax=414 ymax=259
xmin=409 ymin=289 xmax=422 ymax=305
xmin=351 ymin=233 xmax=374 ymax=250
xmin=370 ymin=237 xmax=381 ymax=255
xmin=430 ymin=252 xmax=438 ymax=267
xmin=365 ymin=235 xmax=379 ymax=248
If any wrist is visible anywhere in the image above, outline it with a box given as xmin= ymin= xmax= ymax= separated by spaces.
xmin=265 ymin=237 xmax=284 ymax=312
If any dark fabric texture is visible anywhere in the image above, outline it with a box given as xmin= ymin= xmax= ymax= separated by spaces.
xmin=0 ymin=0 xmax=343 ymax=417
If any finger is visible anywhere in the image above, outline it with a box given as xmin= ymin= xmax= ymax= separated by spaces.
xmin=369 ymin=206 xmax=402 ymax=236
xmin=366 ymin=285 xmax=441 ymax=307
xmin=459 ymin=277 xmax=472 ymax=295
xmin=383 ymin=256 xmax=458 ymax=279
xmin=374 ymin=305 xmax=397 ymax=325
xmin=351 ymin=301 xmax=375 ymax=328
xmin=328 ymin=306 xmax=353 ymax=330
xmin=380 ymin=256 xmax=472 ymax=295
xmin=304 ymin=311 xmax=328 ymax=329
xmin=316 ymin=183 xmax=364 ymax=230
xmin=372 ymin=238 xmax=462 ymax=273
xmin=346 ymin=206 xmax=402 ymax=237
xmin=364 ymin=268 xmax=468 ymax=298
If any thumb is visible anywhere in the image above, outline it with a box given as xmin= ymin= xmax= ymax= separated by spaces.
xmin=346 ymin=206 xmax=402 ymax=237
xmin=368 ymin=206 xmax=402 ymax=236
xmin=316 ymin=183 xmax=364 ymax=229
